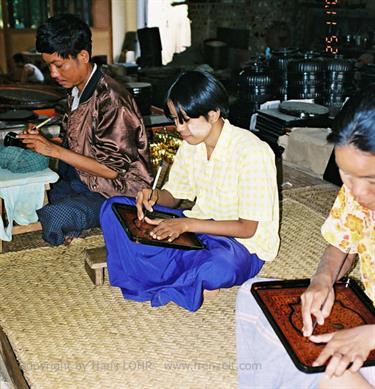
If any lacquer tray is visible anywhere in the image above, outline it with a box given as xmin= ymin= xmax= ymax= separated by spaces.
xmin=112 ymin=202 xmax=205 ymax=250
xmin=251 ymin=278 xmax=375 ymax=373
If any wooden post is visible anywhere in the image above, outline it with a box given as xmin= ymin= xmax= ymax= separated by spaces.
xmin=0 ymin=325 xmax=29 ymax=388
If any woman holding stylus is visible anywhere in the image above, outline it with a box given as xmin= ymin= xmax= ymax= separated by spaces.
xmin=236 ymin=86 xmax=375 ymax=389
xmin=100 ymin=71 xmax=280 ymax=312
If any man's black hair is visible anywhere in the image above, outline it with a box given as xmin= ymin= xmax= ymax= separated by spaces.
xmin=328 ymin=86 xmax=375 ymax=153
xmin=12 ymin=53 xmax=25 ymax=64
xmin=36 ymin=14 xmax=92 ymax=59
xmin=164 ymin=71 xmax=229 ymax=123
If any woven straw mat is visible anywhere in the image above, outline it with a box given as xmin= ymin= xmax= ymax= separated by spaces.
xmin=0 ymin=198 xmax=360 ymax=389
xmin=283 ymin=183 xmax=339 ymax=217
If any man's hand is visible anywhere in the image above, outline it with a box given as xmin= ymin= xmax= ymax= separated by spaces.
xmin=310 ymin=325 xmax=375 ymax=378
xmin=17 ymin=133 xmax=58 ymax=158
xmin=22 ymin=122 xmax=39 ymax=135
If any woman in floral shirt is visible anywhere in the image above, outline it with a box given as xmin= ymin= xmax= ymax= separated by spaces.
xmin=236 ymin=86 xmax=375 ymax=389
xmin=321 ymin=185 xmax=374 ymax=305
xmin=300 ymin=86 xmax=375 ymax=388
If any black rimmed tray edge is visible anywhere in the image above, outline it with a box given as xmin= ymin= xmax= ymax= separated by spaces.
xmin=111 ymin=202 xmax=205 ymax=251
xmin=251 ymin=278 xmax=375 ymax=374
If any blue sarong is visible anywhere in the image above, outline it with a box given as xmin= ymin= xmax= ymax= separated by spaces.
xmin=37 ymin=162 xmax=105 ymax=245
xmin=100 ymin=196 xmax=264 ymax=312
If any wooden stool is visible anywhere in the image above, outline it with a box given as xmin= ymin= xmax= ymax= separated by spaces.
xmin=84 ymin=246 xmax=107 ymax=286
xmin=0 ymin=324 xmax=28 ymax=388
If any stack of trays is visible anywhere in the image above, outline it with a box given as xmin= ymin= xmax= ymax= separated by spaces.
xmin=255 ymin=104 xmax=332 ymax=144
xmin=255 ymin=108 xmax=301 ymax=144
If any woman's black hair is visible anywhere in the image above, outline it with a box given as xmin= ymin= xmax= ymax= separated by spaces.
xmin=164 ymin=71 xmax=229 ymax=123
xmin=328 ymin=86 xmax=375 ymax=153
xmin=36 ymin=14 xmax=92 ymax=59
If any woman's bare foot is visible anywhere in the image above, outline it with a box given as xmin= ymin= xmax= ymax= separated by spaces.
xmin=203 ymin=289 xmax=220 ymax=300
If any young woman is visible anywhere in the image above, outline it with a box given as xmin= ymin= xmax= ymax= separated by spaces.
xmin=236 ymin=86 xmax=375 ymax=388
xmin=100 ymin=71 xmax=280 ymax=312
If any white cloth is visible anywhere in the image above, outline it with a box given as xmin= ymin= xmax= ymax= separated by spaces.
xmin=147 ymin=2 xmax=191 ymax=65
xmin=0 ymin=168 xmax=59 ymax=241
xmin=279 ymin=127 xmax=334 ymax=177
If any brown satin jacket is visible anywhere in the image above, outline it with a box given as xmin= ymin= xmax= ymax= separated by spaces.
xmin=61 ymin=68 xmax=153 ymax=198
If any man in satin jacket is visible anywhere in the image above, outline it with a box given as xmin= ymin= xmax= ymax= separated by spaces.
xmin=19 ymin=14 xmax=153 ymax=245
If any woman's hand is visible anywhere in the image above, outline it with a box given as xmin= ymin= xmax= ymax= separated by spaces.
xmin=17 ymin=132 xmax=58 ymax=158
xmin=147 ymin=217 xmax=190 ymax=242
xmin=310 ymin=325 xmax=375 ymax=378
xmin=301 ymin=276 xmax=335 ymax=337
xmin=135 ymin=188 xmax=159 ymax=220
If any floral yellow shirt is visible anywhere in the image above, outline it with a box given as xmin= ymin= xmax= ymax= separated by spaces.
xmin=321 ymin=185 xmax=375 ymax=304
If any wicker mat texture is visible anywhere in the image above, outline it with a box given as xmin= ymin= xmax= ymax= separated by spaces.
xmin=283 ymin=183 xmax=339 ymax=217
xmin=1 ymin=227 xmax=102 ymax=253
xmin=0 ymin=198 xmax=360 ymax=389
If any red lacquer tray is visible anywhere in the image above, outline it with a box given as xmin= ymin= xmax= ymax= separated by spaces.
xmin=251 ymin=278 xmax=375 ymax=373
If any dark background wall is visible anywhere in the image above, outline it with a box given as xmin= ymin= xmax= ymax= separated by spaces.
xmin=188 ymin=0 xmax=299 ymax=53
xmin=187 ymin=0 xmax=375 ymax=59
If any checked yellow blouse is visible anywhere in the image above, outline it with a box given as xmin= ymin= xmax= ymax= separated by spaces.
xmin=162 ymin=120 xmax=280 ymax=262
xmin=321 ymin=185 xmax=375 ymax=304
